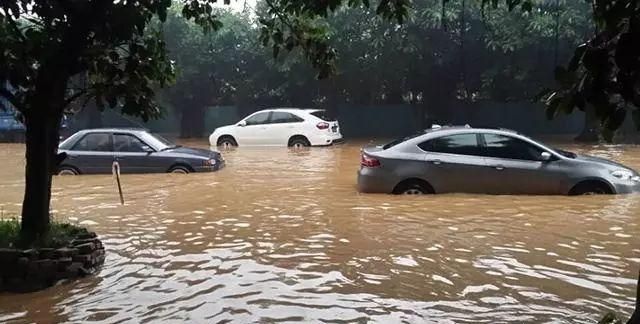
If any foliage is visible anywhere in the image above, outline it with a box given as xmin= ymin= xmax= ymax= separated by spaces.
xmin=0 ymin=218 xmax=88 ymax=249
xmin=541 ymin=0 xmax=640 ymax=140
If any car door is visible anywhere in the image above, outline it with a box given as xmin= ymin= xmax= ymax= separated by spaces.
xmin=234 ymin=111 xmax=272 ymax=146
xmin=479 ymin=133 xmax=563 ymax=195
xmin=267 ymin=112 xmax=305 ymax=145
xmin=113 ymin=133 xmax=161 ymax=174
xmin=67 ymin=132 xmax=115 ymax=174
xmin=417 ymin=133 xmax=490 ymax=193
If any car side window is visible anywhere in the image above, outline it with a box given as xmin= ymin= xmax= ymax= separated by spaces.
xmin=418 ymin=134 xmax=480 ymax=156
xmin=270 ymin=112 xmax=304 ymax=124
xmin=481 ymin=134 xmax=545 ymax=161
xmin=72 ymin=133 xmax=113 ymax=152
xmin=114 ymin=134 xmax=149 ymax=152
xmin=245 ymin=112 xmax=271 ymax=126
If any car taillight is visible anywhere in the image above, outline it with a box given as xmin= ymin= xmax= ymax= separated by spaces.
xmin=361 ymin=154 xmax=381 ymax=168
xmin=316 ymin=122 xmax=330 ymax=130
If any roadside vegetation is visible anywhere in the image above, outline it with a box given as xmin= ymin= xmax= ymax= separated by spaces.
xmin=0 ymin=217 xmax=88 ymax=249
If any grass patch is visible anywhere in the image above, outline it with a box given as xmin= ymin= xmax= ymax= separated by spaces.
xmin=0 ymin=218 xmax=89 ymax=249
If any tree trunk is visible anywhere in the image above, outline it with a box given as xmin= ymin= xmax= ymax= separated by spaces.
xmin=180 ymin=104 xmax=206 ymax=138
xmin=20 ymin=111 xmax=61 ymax=244
xmin=575 ymin=105 xmax=599 ymax=142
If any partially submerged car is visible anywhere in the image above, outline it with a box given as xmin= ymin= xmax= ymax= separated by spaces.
xmin=357 ymin=126 xmax=640 ymax=195
xmin=1 ymin=110 xmax=70 ymax=142
xmin=57 ymin=128 xmax=224 ymax=175
xmin=209 ymin=108 xmax=343 ymax=148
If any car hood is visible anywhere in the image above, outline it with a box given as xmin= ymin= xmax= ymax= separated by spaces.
xmin=213 ymin=125 xmax=235 ymax=133
xmin=574 ymin=153 xmax=634 ymax=171
xmin=163 ymin=146 xmax=222 ymax=159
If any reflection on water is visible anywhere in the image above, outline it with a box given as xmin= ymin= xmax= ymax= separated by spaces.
xmin=0 ymin=141 xmax=639 ymax=323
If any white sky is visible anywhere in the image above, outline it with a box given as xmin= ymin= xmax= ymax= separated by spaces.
xmin=219 ymin=0 xmax=256 ymax=11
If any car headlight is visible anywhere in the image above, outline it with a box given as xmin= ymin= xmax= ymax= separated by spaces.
xmin=611 ymin=169 xmax=635 ymax=180
xmin=203 ymin=159 xmax=217 ymax=166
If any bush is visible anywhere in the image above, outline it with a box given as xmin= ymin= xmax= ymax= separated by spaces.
xmin=0 ymin=218 xmax=89 ymax=249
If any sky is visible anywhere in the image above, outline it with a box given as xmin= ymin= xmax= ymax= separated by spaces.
xmin=220 ymin=0 xmax=256 ymax=11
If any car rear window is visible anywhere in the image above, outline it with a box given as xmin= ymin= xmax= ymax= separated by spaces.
xmin=310 ymin=110 xmax=335 ymax=121
xmin=382 ymin=133 xmax=422 ymax=150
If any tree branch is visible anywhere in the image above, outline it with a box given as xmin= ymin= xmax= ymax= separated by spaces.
xmin=6 ymin=15 xmax=26 ymax=42
xmin=0 ymin=87 xmax=24 ymax=111
xmin=63 ymin=90 xmax=87 ymax=108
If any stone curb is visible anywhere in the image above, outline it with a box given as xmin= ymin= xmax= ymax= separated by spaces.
xmin=0 ymin=232 xmax=105 ymax=293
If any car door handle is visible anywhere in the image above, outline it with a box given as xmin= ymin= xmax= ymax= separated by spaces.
xmin=428 ymin=159 xmax=443 ymax=165
xmin=493 ymin=165 xmax=505 ymax=171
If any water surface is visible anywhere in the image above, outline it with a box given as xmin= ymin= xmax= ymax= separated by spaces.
xmin=0 ymin=141 xmax=638 ymax=323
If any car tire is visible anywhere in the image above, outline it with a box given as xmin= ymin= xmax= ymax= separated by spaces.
xmin=169 ymin=166 xmax=190 ymax=174
xmin=289 ymin=137 xmax=310 ymax=148
xmin=57 ymin=166 xmax=79 ymax=176
xmin=217 ymin=136 xmax=237 ymax=149
xmin=570 ymin=182 xmax=611 ymax=195
xmin=394 ymin=182 xmax=432 ymax=195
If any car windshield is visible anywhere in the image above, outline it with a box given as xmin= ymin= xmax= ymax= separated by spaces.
xmin=141 ymin=132 xmax=178 ymax=151
xmin=554 ymin=148 xmax=577 ymax=158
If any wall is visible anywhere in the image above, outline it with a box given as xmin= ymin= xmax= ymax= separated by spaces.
xmin=70 ymin=101 xmax=585 ymax=139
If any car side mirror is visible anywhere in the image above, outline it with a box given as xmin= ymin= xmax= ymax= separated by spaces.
xmin=142 ymin=145 xmax=154 ymax=153
xmin=541 ymin=151 xmax=552 ymax=162
xmin=237 ymin=120 xmax=247 ymax=127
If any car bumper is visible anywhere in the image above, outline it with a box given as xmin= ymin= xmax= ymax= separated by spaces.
xmin=611 ymin=181 xmax=640 ymax=194
xmin=311 ymin=133 xmax=344 ymax=146
xmin=357 ymin=168 xmax=395 ymax=193
xmin=194 ymin=159 xmax=225 ymax=172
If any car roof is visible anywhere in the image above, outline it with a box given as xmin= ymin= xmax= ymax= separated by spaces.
xmin=258 ymin=108 xmax=322 ymax=114
xmin=391 ymin=126 xmax=544 ymax=151
xmin=74 ymin=127 xmax=149 ymax=135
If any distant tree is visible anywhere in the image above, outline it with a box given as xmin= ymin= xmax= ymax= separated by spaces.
xmin=162 ymin=8 xmax=261 ymax=138
xmin=537 ymin=0 xmax=640 ymax=140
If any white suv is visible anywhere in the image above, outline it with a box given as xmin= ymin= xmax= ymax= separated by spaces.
xmin=209 ymin=108 xmax=343 ymax=148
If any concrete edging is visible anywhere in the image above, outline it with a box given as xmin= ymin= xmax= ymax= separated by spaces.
xmin=0 ymin=232 xmax=105 ymax=293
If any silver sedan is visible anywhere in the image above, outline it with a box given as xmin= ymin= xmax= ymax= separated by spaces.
xmin=357 ymin=126 xmax=640 ymax=195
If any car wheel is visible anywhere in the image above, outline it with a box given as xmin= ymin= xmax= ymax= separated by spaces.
xmin=570 ymin=182 xmax=611 ymax=195
xmin=217 ymin=136 xmax=237 ymax=149
xmin=169 ymin=166 xmax=190 ymax=174
xmin=58 ymin=166 xmax=79 ymax=176
xmin=394 ymin=182 xmax=431 ymax=195
xmin=289 ymin=137 xmax=310 ymax=148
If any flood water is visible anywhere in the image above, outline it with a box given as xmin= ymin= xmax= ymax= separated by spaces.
xmin=0 ymin=140 xmax=639 ymax=323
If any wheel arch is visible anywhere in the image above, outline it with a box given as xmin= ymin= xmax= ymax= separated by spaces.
xmin=216 ymin=134 xmax=237 ymax=146
xmin=288 ymin=135 xmax=310 ymax=146
xmin=167 ymin=162 xmax=195 ymax=173
xmin=568 ymin=178 xmax=615 ymax=195
xmin=58 ymin=164 xmax=81 ymax=175
xmin=392 ymin=178 xmax=436 ymax=194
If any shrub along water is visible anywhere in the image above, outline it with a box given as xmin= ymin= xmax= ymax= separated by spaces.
xmin=0 ymin=218 xmax=89 ymax=249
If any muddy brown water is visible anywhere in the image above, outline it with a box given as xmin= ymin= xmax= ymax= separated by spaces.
xmin=0 ymin=140 xmax=639 ymax=323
